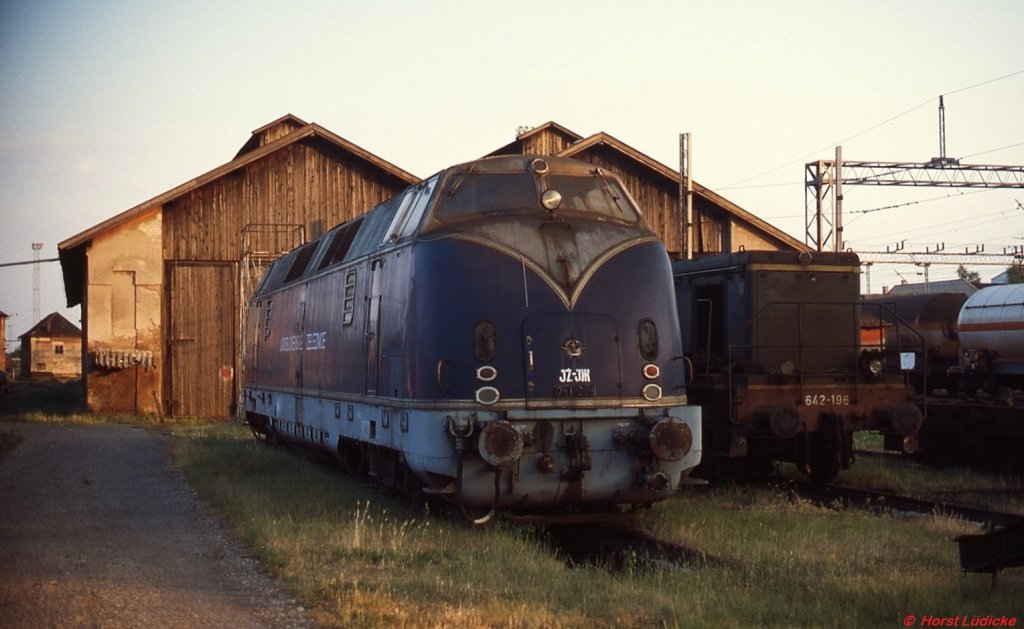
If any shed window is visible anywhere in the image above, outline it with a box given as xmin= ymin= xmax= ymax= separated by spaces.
xmin=54 ymin=343 xmax=65 ymax=355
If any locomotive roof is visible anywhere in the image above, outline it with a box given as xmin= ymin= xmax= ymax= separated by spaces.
xmin=446 ymin=153 xmax=610 ymax=175
xmin=672 ymin=250 xmax=861 ymax=276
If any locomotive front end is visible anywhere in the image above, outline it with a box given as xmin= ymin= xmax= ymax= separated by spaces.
xmin=401 ymin=155 xmax=702 ymax=518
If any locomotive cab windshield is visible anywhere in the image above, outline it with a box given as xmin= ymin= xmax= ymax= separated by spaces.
xmin=426 ymin=165 xmax=640 ymax=227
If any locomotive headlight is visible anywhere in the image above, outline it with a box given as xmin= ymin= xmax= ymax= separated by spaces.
xmin=867 ymin=358 xmax=883 ymax=375
xmin=478 ymin=421 xmax=523 ymax=467
xmin=649 ymin=417 xmax=692 ymax=462
xmin=476 ymin=365 xmax=498 ymax=382
xmin=859 ymin=352 xmax=884 ymax=376
xmin=642 ymin=363 xmax=660 ymax=379
xmin=541 ymin=189 xmax=562 ymax=210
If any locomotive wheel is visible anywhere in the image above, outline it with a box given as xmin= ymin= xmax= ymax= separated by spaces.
xmin=801 ymin=433 xmax=842 ymax=488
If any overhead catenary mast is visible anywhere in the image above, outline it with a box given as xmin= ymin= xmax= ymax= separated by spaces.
xmin=805 ymin=97 xmax=1024 ymax=254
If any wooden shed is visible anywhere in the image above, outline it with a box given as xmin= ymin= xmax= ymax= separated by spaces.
xmin=488 ymin=122 xmax=806 ymax=256
xmin=59 ymin=115 xmax=418 ymax=418
xmin=60 ymin=115 xmax=805 ymax=420
xmin=18 ymin=312 xmax=82 ymax=380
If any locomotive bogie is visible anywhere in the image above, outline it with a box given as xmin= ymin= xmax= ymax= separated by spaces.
xmin=243 ymin=392 xmax=700 ymax=508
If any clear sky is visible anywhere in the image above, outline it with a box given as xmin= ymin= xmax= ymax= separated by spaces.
xmin=2 ymin=0 xmax=1023 ymax=345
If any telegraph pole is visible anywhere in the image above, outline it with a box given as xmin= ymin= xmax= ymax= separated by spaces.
xmin=32 ymin=243 xmax=43 ymax=324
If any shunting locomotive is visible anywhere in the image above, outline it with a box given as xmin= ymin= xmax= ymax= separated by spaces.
xmin=673 ymin=250 xmax=922 ymax=485
xmin=242 ymin=155 xmax=702 ymax=522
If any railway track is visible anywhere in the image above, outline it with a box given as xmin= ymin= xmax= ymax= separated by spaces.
xmin=792 ymin=481 xmax=1024 ymax=528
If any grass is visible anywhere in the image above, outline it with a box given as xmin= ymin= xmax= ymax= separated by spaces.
xmin=0 ymin=378 xmax=84 ymax=417
xmin=165 ymin=422 xmax=1023 ymax=627
xmin=4 ymin=404 xmax=1022 ymax=627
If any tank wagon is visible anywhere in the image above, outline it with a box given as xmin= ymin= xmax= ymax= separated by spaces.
xmin=242 ymin=155 xmax=701 ymax=522
xmin=860 ymin=292 xmax=967 ymax=395
xmin=867 ymin=285 xmax=1024 ymax=472
xmin=673 ymin=250 xmax=922 ymax=485
xmin=956 ymin=284 xmax=1024 ymax=398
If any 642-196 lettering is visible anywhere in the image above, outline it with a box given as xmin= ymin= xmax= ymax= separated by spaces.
xmin=805 ymin=393 xmax=850 ymax=406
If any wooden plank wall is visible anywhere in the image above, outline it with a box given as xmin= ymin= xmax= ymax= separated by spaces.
xmin=168 ymin=263 xmax=235 ymax=417
xmin=568 ymin=145 xmax=726 ymax=258
xmin=163 ymin=138 xmax=411 ymax=417
xmin=520 ymin=129 xmax=579 ymax=157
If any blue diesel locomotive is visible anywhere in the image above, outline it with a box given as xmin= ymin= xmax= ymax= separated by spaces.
xmin=242 ymin=155 xmax=701 ymax=522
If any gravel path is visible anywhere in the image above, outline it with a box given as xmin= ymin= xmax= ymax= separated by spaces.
xmin=0 ymin=421 xmax=315 ymax=628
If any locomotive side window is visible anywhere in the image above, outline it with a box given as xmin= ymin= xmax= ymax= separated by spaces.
xmin=383 ymin=175 xmax=438 ymax=243
xmin=317 ymin=216 xmax=364 ymax=271
xmin=263 ymin=299 xmax=272 ymax=340
xmin=283 ymin=242 xmax=318 ymax=284
xmin=342 ymin=270 xmax=357 ymax=326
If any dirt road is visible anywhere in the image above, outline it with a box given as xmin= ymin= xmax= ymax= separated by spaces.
xmin=0 ymin=421 xmax=314 ymax=628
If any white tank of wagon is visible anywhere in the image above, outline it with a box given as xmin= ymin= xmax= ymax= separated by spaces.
xmin=957 ymin=284 xmax=1024 ymax=366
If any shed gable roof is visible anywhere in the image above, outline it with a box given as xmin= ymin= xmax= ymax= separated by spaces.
xmin=234 ymin=114 xmax=310 ymax=158
xmin=552 ymin=127 xmax=806 ymax=251
xmin=58 ymin=115 xmax=420 ymax=307
xmin=19 ymin=312 xmax=81 ymax=340
xmin=486 ymin=121 xmax=584 ymax=157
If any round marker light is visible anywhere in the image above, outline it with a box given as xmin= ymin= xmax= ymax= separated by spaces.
xmin=867 ymin=358 xmax=883 ymax=375
xmin=642 ymin=383 xmax=662 ymax=402
xmin=643 ymin=363 xmax=660 ymax=380
xmin=475 ymin=386 xmax=500 ymax=406
xmin=476 ymin=365 xmax=498 ymax=382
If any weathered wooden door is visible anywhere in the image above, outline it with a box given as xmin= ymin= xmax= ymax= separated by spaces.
xmin=168 ymin=262 xmax=237 ymax=418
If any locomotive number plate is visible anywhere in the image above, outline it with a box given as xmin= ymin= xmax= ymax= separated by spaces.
xmin=553 ymin=383 xmax=596 ymax=398
xmin=804 ymin=393 xmax=850 ymax=406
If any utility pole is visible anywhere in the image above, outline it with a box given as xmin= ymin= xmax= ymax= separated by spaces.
xmin=32 ymin=243 xmax=43 ymax=324
xmin=679 ymin=133 xmax=693 ymax=260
